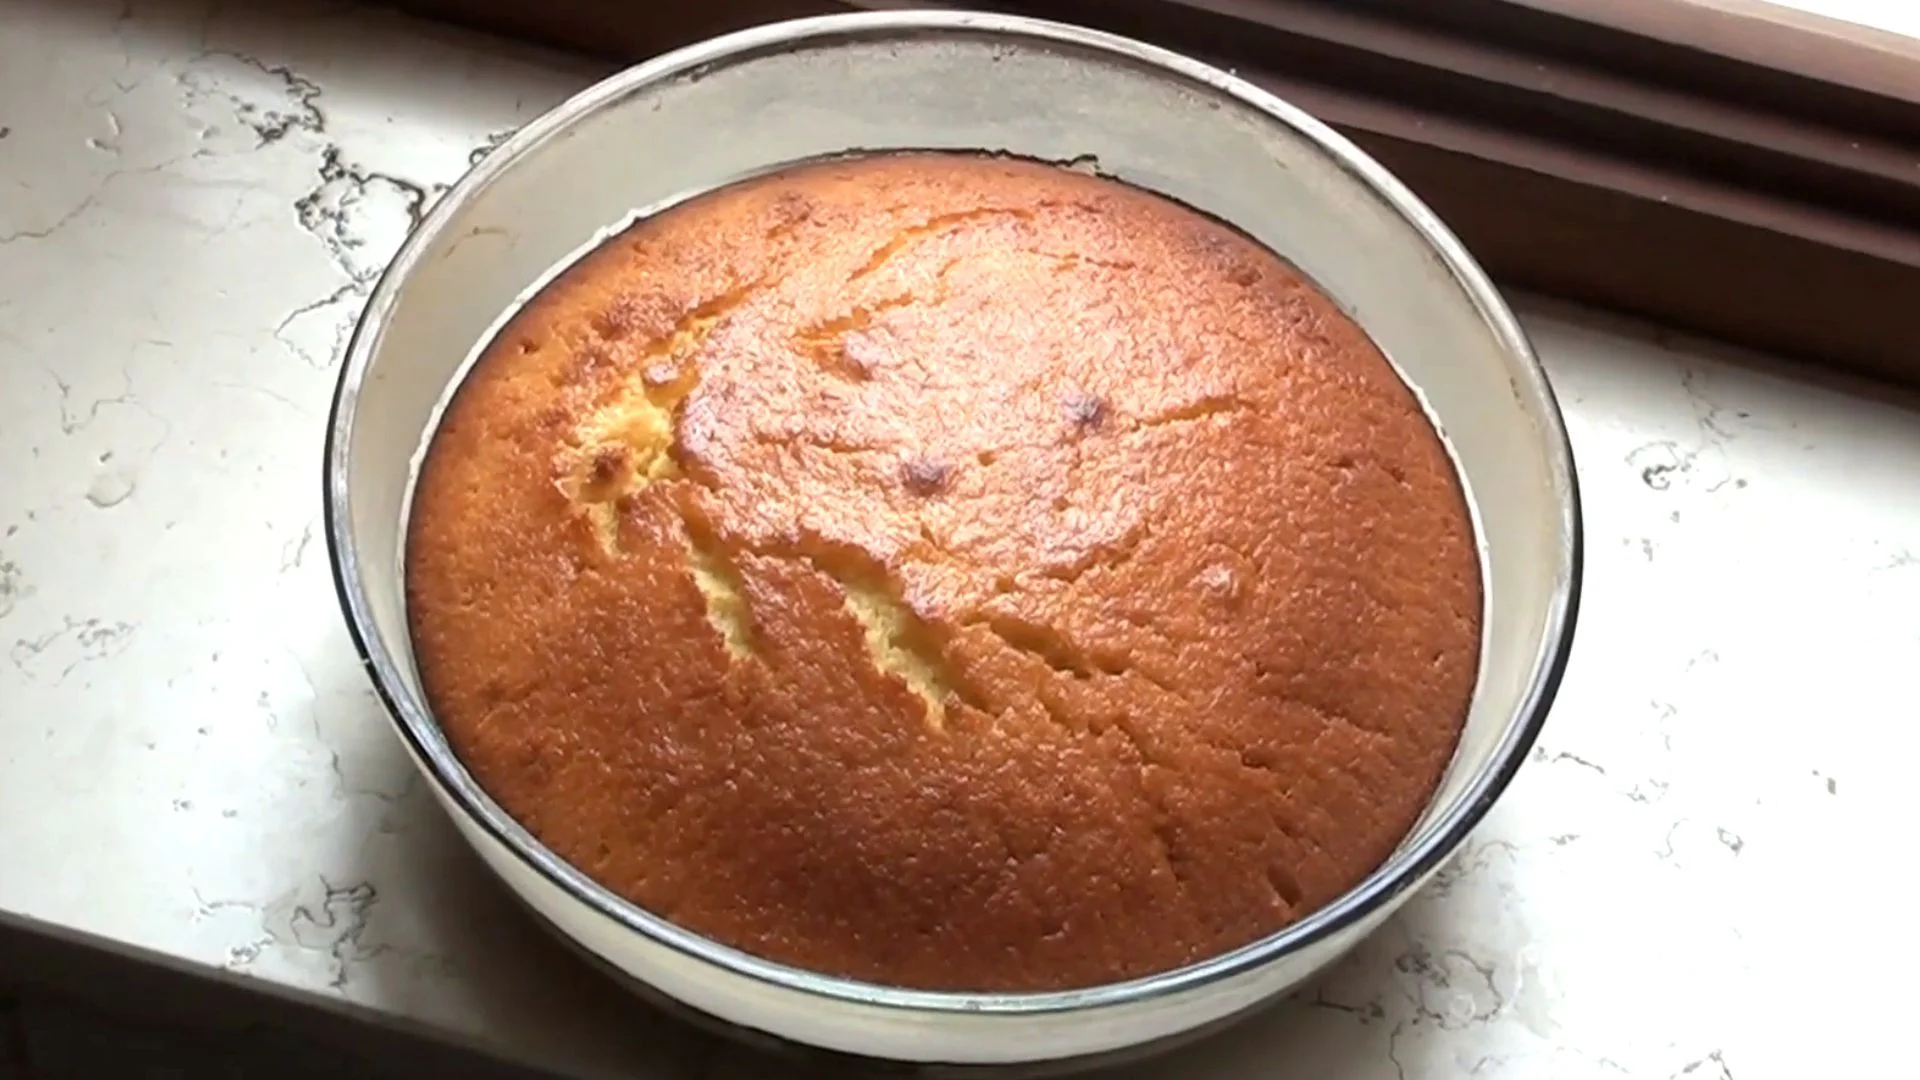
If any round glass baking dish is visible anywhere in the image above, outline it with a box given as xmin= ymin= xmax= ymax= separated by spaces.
xmin=324 ymin=10 xmax=1581 ymax=1069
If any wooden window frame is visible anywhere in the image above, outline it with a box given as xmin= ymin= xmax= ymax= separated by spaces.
xmin=388 ymin=0 xmax=1920 ymax=389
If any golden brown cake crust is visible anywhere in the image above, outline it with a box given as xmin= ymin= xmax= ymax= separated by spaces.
xmin=405 ymin=153 xmax=1481 ymax=992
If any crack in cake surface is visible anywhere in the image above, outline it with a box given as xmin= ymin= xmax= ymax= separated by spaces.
xmin=555 ymin=281 xmax=767 ymax=540
xmin=551 ymin=282 xmax=968 ymax=720
xmin=837 ymin=573 xmax=958 ymax=729
xmin=683 ymin=530 xmax=755 ymax=660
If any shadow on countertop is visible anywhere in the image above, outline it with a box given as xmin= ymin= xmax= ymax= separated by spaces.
xmin=0 ymin=913 xmax=574 ymax=1080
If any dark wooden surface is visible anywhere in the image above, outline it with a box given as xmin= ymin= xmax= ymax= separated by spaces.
xmin=1 ymin=993 xmax=394 ymax=1079
xmin=376 ymin=0 xmax=1920 ymax=390
xmin=0 ymin=914 xmax=572 ymax=1080
xmin=376 ymin=0 xmax=838 ymax=59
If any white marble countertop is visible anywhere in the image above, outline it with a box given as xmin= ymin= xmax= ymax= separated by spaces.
xmin=1 ymin=1 xmax=1912 ymax=1076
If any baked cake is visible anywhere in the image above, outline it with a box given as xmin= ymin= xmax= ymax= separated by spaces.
xmin=405 ymin=152 xmax=1480 ymax=992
